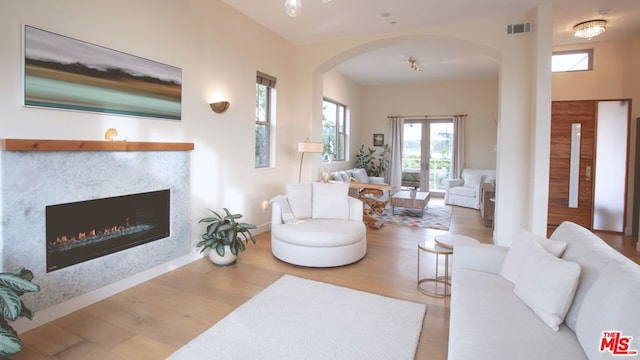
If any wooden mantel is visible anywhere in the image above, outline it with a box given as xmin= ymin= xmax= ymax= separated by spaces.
xmin=0 ymin=139 xmax=194 ymax=152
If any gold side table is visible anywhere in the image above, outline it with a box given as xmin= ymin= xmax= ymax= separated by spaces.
xmin=417 ymin=239 xmax=453 ymax=297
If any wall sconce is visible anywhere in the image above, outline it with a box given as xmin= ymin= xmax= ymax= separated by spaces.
xmin=297 ymin=139 xmax=323 ymax=183
xmin=209 ymin=101 xmax=230 ymax=114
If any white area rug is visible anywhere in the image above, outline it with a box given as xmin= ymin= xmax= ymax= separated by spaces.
xmin=168 ymin=275 xmax=427 ymax=360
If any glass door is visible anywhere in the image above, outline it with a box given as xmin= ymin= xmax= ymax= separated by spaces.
xmin=429 ymin=121 xmax=453 ymax=193
xmin=402 ymin=119 xmax=453 ymax=194
xmin=402 ymin=122 xmax=423 ymax=190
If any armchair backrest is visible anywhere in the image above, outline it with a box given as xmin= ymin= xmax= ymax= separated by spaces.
xmin=461 ymin=169 xmax=496 ymax=186
xmin=271 ymin=182 xmax=362 ymax=224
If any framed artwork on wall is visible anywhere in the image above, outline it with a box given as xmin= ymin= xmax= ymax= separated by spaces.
xmin=373 ymin=133 xmax=384 ymax=147
xmin=23 ymin=25 xmax=182 ymax=120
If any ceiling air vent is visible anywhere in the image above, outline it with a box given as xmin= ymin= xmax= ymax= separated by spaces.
xmin=506 ymin=22 xmax=532 ymax=35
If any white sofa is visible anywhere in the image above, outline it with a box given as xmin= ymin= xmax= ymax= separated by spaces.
xmin=330 ymin=168 xmax=389 ymax=203
xmin=444 ymin=168 xmax=495 ymax=209
xmin=270 ymin=182 xmax=367 ymax=267
xmin=448 ymin=221 xmax=640 ymax=360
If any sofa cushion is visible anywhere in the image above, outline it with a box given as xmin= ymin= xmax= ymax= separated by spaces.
xmin=449 ymin=268 xmax=587 ymax=360
xmin=448 ymin=186 xmax=476 ymax=198
xmin=551 ymin=221 xmax=619 ymax=332
xmin=500 ymin=229 xmax=567 ymax=283
xmin=575 ymin=260 xmax=640 ymax=359
xmin=351 ymin=168 xmax=370 ymax=183
xmin=271 ymin=219 xmax=366 ymax=247
xmin=513 ymin=241 xmax=580 ymax=331
xmin=286 ymin=183 xmax=312 ymax=219
xmin=312 ymin=182 xmax=349 ymax=220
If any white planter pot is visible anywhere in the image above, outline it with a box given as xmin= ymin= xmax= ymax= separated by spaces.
xmin=208 ymin=246 xmax=237 ymax=266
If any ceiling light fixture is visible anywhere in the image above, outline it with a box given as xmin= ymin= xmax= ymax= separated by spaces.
xmin=573 ymin=19 xmax=607 ymax=40
xmin=407 ymin=57 xmax=421 ymax=72
xmin=285 ymin=0 xmax=332 ymax=18
xmin=284 ymin=0 xmax=302 ymax=17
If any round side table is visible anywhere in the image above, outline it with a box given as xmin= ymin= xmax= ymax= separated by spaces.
xmin=434 ymin=234 xmax=479 ymax=249
xmin=417 ymin=240 xmax=453 ymax=297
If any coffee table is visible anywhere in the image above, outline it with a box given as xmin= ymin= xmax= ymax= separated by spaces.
xmin=391 ymin=190 xmax=430 ymax=216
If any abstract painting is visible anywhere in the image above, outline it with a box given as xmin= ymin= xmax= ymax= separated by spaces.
xmin=24 ymin=25 xmax=182 ymax=120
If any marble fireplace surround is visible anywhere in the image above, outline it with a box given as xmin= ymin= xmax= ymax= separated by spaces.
xmin=1 ymin=139 xmax=194 ymax=326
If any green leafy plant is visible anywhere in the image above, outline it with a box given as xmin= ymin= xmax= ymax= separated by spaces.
xmin=196 ymin=208 xmax=257 ymax=257
xmin=0 ymin=268 xmax=40 ymax=359
xmin=354 ymin=144 xmax=390 ymax=177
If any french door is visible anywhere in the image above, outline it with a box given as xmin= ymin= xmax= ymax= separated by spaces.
xmin=402 ymin=119 xmax=453 ymax=194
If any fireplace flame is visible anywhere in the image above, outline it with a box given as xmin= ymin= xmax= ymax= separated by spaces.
xmin=49 ymin=219 xmax=131 ymax=248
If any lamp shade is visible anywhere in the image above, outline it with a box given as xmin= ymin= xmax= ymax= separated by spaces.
xmin=297 ymin=142 xmax=323 ymax=153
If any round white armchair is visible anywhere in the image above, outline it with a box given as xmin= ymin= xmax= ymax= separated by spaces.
xmin=270 ymin=182 xmax=367 ymax=267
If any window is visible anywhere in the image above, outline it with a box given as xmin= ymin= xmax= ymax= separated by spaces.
xmin=552 ymin=49 xmax=593 ymax=72
xmin=255 ymin=71 xmax=276 ymax=168
xmin=322 ymin=98 xmax=347 ymax=162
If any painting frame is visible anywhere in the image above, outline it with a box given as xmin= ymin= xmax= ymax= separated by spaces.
xmin=373 ymin=133 xmax=384 ymax=147
xmin=23 ymin=25 xmax=182 ymax=121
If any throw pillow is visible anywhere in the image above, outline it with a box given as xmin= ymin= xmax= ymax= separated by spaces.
xmin=312 ymin=182 xmax=349 ymax=219
xmin=499 ymin=229 xmax=568 ymax=283
xmin=351 ymin=168 xmax=370 ymax=183
xmin=269 ymin=195 xmax=299 ymax=224
xmin=338 ymin=171 xmax=351 ymax=182
xmin=514 ymin=241 xmax=581 ymax=331
xmin=286 ymin=183 xmax=312 ymax=219
xmin=461 ymin=172 xmax=482 ymax=187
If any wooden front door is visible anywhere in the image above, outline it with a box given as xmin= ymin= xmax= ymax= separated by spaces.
xmin=548 ymin=100 xmax=596 ymax=229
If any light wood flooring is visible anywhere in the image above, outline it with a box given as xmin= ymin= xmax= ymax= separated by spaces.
xmin=16 ymin=203 xmax=640 ymax=359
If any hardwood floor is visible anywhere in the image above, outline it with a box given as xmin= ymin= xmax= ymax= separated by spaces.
xmin=16 ymin=203 xmax=639 ymax=359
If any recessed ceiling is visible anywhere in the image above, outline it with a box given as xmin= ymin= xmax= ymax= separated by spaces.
xmin=222 ymin=0 xmax=640 ymax=85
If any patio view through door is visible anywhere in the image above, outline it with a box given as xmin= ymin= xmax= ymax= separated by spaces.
xmin=402 ymin=119 xmax=454 ymax=195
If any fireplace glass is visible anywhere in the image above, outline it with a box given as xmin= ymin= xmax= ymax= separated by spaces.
xmin=46 ymin=189 xmax=170 ymax=272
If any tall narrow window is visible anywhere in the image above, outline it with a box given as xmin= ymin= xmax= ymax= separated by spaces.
xmin=322 ymin=98 xmax=347 ymax=162
xmin=256 ymin=71 xmax=276 ymax=168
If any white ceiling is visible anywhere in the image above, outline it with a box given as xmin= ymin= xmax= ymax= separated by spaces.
xmin=222 ymin=0 xmax=640 ymax=84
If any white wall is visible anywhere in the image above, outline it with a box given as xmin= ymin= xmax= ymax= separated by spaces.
xmin=529 ymin=3 xmax=552 ymax=235
xmin=360 ymin=78 xmax=499 ymax=170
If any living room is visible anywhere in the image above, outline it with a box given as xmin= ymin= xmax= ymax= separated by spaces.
xmin=1 ymin=0 xmax=640 ymax=359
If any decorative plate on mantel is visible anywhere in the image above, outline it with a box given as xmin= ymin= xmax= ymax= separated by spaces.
xmin=104 ymin=128 xmax=118 ymax=141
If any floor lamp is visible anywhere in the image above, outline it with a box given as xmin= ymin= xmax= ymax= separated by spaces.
xmin=297 ymin=141 xmax=323 ymax=183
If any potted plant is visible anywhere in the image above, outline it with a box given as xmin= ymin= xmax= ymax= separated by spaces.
xmin=354 ymin=144 xmax=390 ymax=177
xmin=0 ymin=268 xmax=40 ymax=359
xmin=196 ymin=208 xmax=257 ymax=266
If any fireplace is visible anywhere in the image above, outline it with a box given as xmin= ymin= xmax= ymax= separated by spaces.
xmin=46 ymin=189 xmax=170 ymax=272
